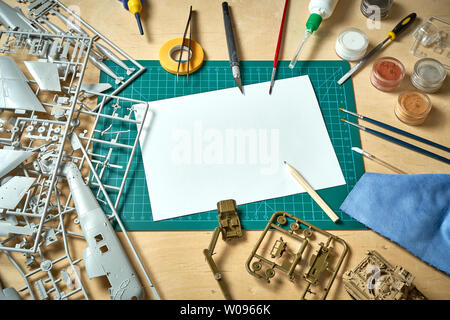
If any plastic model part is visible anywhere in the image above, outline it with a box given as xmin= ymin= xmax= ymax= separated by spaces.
xmin=0 ymin=280 xmax=21 ymax=300
xmin=342 ymin=250 xmax=428 ymax=300
xmin=0 ymin=0 xmax=159 ymax=301
xmin=0 ymin=176 xmax=36 ymax=210
xmin=246 ymin=211 xmax=348 ymax=300
xmin=410 ymin=16 xmax=450 ymax=69
xmin=217 ymin=199 xmax=242 ymax=240
xmin=0 ymin=56 xmax=46 ymax=113
xmin=0 ymin=0 xmax=146 ymax=101
xmin=0 ymin=27 xmax=95 ymax=258
xmin=203 ymin=227 xmax=232 ymax=300
xmin=24 ymin=61 xmax=61 ymax=92
xmin=0 ymin=0 xmax=159 ymax=300
xmin=303 ymin=241 xmax=332 ymax=286
xmin=203 ymin=199 xmax=243 ymax=300
xmin=61 ymin=266 xmax=81 ymax=290
xmin=0 ymin=149 xmax=34 ymax=179
xmin=0 ymin=94 xmax=157 ymax=298
xmin=79 ymin=83 xmax=113 ymax=98
xmin=0 ymin=0 xmax=39 ymax=32
xmin=62 ymin=162 xmax=143 ymax=300
xmin=73 ymin=95 xmax=158 ymax=300
xmin=94 ymin=43 xmax=136 ymax=76
xmin=0 ymin=216 xmax=33 ymax=237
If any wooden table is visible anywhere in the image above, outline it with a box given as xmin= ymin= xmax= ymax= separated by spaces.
xmin=1 ymin=0 xmax=449 ymax=300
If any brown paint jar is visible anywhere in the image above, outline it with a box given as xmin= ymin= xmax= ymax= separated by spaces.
xmin=370 ymin=57 xmax=405 ymax=92
xmin=395 ymin=91 xmax=432 ymax=125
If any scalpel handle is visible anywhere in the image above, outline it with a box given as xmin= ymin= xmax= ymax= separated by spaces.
xmin=222 ymin=2 xmax=239 ymax=67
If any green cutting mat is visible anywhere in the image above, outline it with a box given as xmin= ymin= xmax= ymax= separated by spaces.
xmin=94 ymin=60 xmax=366 ymax=230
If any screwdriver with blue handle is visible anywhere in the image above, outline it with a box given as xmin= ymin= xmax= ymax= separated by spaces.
xmin=337 ymin=13 xmax=417 ymax=85
xmin=120 ymin=0 xmax=144 ymax=35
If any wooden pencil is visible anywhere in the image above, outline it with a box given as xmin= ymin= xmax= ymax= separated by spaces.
xmin=284 ymin=161 xmax=340 ymax=223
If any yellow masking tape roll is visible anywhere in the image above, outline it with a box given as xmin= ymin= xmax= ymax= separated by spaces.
xmin=159 ymin=38 xmax=204 ymax=75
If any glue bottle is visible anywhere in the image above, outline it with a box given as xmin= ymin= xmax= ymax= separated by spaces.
xmin=289 ymin=0 xmax=339 ymax=69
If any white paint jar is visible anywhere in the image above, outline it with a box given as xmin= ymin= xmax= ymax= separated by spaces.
xmin=335 ymin=28 xmax=369 ymax=61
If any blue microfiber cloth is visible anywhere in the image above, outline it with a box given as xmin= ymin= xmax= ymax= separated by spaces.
xmin=340 ymin=173 xmax=450 ymax=274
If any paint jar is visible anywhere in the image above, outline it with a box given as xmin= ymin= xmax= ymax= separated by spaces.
xmin=395 ymin=91 xmax=432 ymax=125
xmin=360 ymin=0 xmax=393 ymax=20
xmin=411 ymin=58 xmax=447 ymax=93
xmin=370 ymin=57 xmax=405 ymax=92
xmin=335 ymin=28 xmax=369 ymax=61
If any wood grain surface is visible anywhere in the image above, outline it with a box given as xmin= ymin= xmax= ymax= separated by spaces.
xmin=0 ymin=0 xmax=449 ymax=300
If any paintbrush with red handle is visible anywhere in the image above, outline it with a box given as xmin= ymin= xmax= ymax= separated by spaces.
xmin=269 ymin=0 xmax=289 ymax=95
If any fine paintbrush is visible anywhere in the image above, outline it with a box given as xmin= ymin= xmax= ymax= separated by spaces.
xmin=269 ymin=0 xmax=289 ymax=95
xmin=342 ymin=119 xmax=450 ymax=165
xmin=340 ymin=108 xmax=450 ymax=153
xmin=351 ymin=147 xmax=407 ymax=174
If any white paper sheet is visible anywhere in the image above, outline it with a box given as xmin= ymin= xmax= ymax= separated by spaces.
xmin=134 ymin=76 xmax=345 ymax=221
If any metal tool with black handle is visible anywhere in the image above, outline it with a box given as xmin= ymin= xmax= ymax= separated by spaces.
xmin=338 ymin=13 xmax=417 ymax=85
xmin=222 ymin=2 xmax=243 ymax=94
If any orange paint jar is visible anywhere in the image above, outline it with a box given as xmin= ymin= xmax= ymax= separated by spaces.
xmin=395 ymin=91 xmax=432 ymax=125
xmin=370 ymin=57 xmax=405 ymax=92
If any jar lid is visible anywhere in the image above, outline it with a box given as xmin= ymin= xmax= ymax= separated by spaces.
xmin=372 ymin=56 xmax=406 ymax=83
xmin=412 ymin=58 xmax=447 ymax=91
xmin=335 ymin=28 xmax=369 ymax=61
xmin=397 ymin=90 xmax=432 ymax=118
xmin=361 ymin=0 xmax=393 ymax=18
